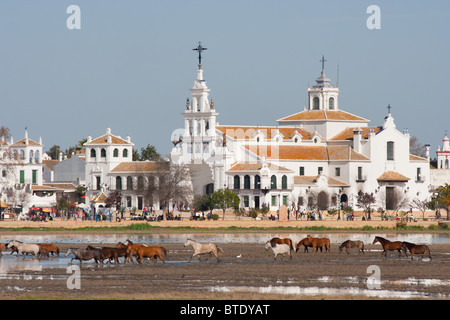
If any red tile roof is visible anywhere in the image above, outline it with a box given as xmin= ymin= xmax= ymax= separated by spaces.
xmin=216 ymin=126 xmax=313 ymax=141
xmin=377 ymin=171 xmax=410 ymax=182
xmin=278 ymin=110 xmax=369 ymax=122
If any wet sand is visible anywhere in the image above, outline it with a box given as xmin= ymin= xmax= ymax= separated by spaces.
xmin=0 ymin=237 xmax=449 ymax=300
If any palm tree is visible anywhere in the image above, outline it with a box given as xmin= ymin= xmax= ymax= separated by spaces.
xmin=436 ymin=183 xmax=450 ymax=220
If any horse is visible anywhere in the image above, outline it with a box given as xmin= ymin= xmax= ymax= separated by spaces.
xmin=307 ymin=235 xmax=330 ymax=253
xmin=372 ymin=236 xmax=406 ymax=257
xmin=86 ymin=245 xmax=120 ymax=264
xmin=295 ymin=237 xmax=320 ymax=253
xmin=38 ymin=243 xmax=60 ymax=256
xmin=339 ymin=240 xmax=365 ymax=254
xmin=184 ymin=239 xmax=224 ymax=262
xmin=65 ymin=248 xmax=104 ymax=265
xmin=115 ymin=242 xmax=135 ymax=263
xmin=402 ymin=241 xmax=432 ymax=261
xmin=269 ymin=237 xmax=294 ymax=251
xmin=7 ymin=240 xmax=41 ymax=257
xmin=265 ymin=240 xmax=292 ymax=260
xmin=0 ymin=243 xmax=5 ymax=256
xmin=127 ymin=245 xmax=167 ymax=264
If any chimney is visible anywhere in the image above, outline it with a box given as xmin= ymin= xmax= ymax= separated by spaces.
xmin=353 ymin=128 xmax=362 ymax=153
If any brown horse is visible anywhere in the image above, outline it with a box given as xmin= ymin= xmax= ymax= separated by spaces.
xmin=127 ymin=245 xmax=167 ymax=264
xmin=339 ymin=240 xmax=364 ymax=254
xmin=402 ymin=241 xmax=432 ymax=261
xmin=269 ymin=237 xmax=294 ymax=251
xmin=38 ymin=243 xmax=60 ymax=256
xmin=0 ymin=243 xmax=5 ymax=256
xmin=114 ymin=242 xmax=134 ymax=263
xmin=295 ymin=237 xmax=318 ymax=253
xmin=86 ymin=245 xmax=120 ymax=264
xmin=307 ymin=235 xmax=330 ymax=253
xmin=372 ymin=236 xmax=405 ymax=257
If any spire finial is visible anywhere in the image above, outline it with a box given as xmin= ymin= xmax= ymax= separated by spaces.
xmin=387 ymin=104 xmax=392 ymax=114
xmin=320 ymin=55 xmax=327 ymax=71
xmin=193 ymin=42 xmax=207 ymax=68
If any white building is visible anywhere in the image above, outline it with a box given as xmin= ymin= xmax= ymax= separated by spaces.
xmin=84 ymin=128 xmax=167 ymax=211
xmin=430 ymin=133 xmax=450 ymax=190
xmin=171 ymin=53 xmax=431 ymax=212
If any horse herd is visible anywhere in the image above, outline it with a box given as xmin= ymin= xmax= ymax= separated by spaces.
xmin=0 ymin=235 xmax=432 ymax=265
xmin=0 ymin=239 xmax=224 ymax=265
xmin=265 ymin=235 xmax=432 ymax=261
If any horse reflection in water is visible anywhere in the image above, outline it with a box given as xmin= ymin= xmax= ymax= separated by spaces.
xmin=184 ymin=239 xmax=224 ymax=262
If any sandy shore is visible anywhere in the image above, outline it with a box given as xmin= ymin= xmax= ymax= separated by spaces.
xmin=0 ymin=217 xmax=442 ymax=230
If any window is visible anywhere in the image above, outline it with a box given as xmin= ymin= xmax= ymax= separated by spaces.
xmin=254 ymin=175 xmax=261 ymax=189
xmin=137 ymin=176 xmax=144 ymax=190
xmin=271 ymin=175 xmax=277 ymax=189
xmin=271 ymin=195 xmax=277 ymax=206
xmin=203 ymin=142 xmax=209 ymax=153
xmin=283 ymin=196 xmax=287 ymax=206
xmin=358 ymin=167 xmax=363 ymax=180
xmin=298 ymin=196 xmax=304 ymax=206
xmin=387 ymin=141 xmax=394 ymax=160
xmin=123 ymin=149 xmax=128 ymax=158
xmin=335 ymin=167 xmax=341 ymax=177
xmin=234 ymin=175 xmax=240 ymax=189
xmin=126 ymin=196 xmax=132 ymax=207
xmin=282 ymin=175 xmax=288 ymax=189
xmin=96 ymin=176 xmax=101 ymax=190
xmin=90 ymin=149 xmax=96 ymax=158
xmin=313 ymin=97 xmax=320 ymax=110
xmin=101 ymin=148 xmax=106 ymax=158
xmin=318 ymin=167 xmax=323 ymax=174
xmin=416 ymin=168 xmax=421 ymax=181
xmin=243 ymin=196 xmax=249 ymax=207
xmin=116 ymin=176 xmax=122 ymax=190
xmin=127 ymin=176 xmax=133 ymax=190
xmin=299 ymin=167 xmax=305 ymax=176
xmin=20 ymin=170 xmax=25 ymax=183
xmin=244 ymin=175 xmax=251 ymax=189
xmin=32 ymin=170 xmax=37 ymax=184
xmin=2 ymin=170 xmax=6 ymax=178
xmin=329 ymin=97 xmax=335 ymax=110
xmin=113 ymin=148 xmax=119 ymax=157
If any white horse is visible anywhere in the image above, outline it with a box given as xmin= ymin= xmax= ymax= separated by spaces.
xmin=184 ymin=239 xmax=224 ymax=262
xmin=265 ymin=241 xmax=292 ymax=260
xmin=7 ymin=240 xmax=41 ymax=257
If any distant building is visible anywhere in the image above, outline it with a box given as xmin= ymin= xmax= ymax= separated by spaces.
xmin=171 ymin=53 xmax=431 ymax=212
xmin=430 ymin=133 xmax=450 ymax=190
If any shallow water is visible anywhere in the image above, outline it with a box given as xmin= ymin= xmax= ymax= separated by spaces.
xmin=0 ymin=232 xmax=449 ymax=245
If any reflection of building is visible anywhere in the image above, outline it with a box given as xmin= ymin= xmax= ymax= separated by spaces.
xmin=171 ymin=50 xmax=430 ymax=211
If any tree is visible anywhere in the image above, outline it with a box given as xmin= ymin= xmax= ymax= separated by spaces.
xmin=133 ymin=145 xmax=161 ymax=161
xmin=411 ymin=197 xmax=430 ymax=220
xmin=356 ymin=192 xmax=376 ymax=220
xmin=145 ymin=162 xmax=193 ymax=220
xmin=435 ymin=183 xmax=450 ymax=220
xmin=47 ymin=145 xmax=61 ymax=160
xmin=105 ymin=190 xmax=122 ymax=211
xmin=212 ymin=189 xmax=240 ymax=220
xmin=410 ymin=136 xmax=427 ymax=158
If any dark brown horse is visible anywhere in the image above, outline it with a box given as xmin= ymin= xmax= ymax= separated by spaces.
xmin=295 ymin=237 xmax=323 ymax=252
xmin=307 ymin=235 xmax=330 ymax=253
xmin=372 ymin=236 xmax=405 ymax=257
xmin=339 ymin=240 xmax=364 ymax=254
xmin=270 ymin=237 xmax=294 ymax=251
xmin=402 ymin=242 xmax=432 ymax=260
xmin=86 ymin=245 xmax=120 ymax=264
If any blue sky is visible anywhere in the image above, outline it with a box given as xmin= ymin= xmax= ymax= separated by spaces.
xmin=0 ymin=0 xmax=449 ymax=157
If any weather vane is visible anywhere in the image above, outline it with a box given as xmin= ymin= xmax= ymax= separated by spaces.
xmin=193 ymin=42 xmax=207 ymax=67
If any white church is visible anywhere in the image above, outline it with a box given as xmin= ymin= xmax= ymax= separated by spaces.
xmin=171 ymin=47 xmax=431 ymax=212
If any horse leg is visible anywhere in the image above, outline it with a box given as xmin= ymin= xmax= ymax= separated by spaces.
xmin=158 ymin=253 xmax=165 ymax=264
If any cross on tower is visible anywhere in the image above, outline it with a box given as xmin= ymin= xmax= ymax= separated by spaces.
xmin=320 ymin=55 xmax=327 ymax=71
xmin=193 ymin=42 xmax=207 ymax=67
xmin=387 ymin=104 xmax=392 ymax=114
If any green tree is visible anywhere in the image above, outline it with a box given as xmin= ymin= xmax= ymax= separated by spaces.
xmin=356 ymin=192 xmax=376 ymax=220
xmin=212 ymin=189 xmax=240 ymax=220
xmin=133 ymin=145 xmax=161 ymax=161
xmin=436 ymin=183 xmax=450 ymax=220
xmin=47 ymin=145 xmax=61 ymax=160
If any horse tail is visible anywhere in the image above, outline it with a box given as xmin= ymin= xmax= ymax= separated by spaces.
xmin=162 ymin=247 xmax=167 ymax=257
xmin=289 ymin=239 xmax=294 ymax=251
xmin=217 ymin=247 xmax=224 ymax=256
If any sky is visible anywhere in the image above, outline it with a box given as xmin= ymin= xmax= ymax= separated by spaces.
xmin=0 ymin=0 xmax=449 ymax=158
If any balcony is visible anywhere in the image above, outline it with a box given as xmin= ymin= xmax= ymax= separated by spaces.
xmin=356 ymin=175 xmax=367 ymax=183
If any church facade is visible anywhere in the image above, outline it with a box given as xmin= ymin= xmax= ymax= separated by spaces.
xmin=171 ymin=51 xmax=431 ymax=212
